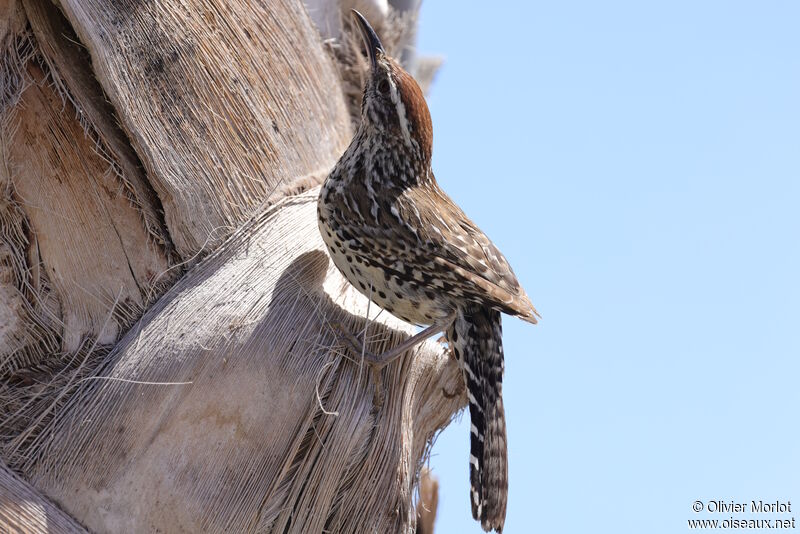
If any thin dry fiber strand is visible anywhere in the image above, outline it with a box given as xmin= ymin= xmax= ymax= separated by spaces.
xmin=18 ymin=190 xmax=463 ymax=534
xmin=1 ymin=301 xmax=116 ymax=471
xmin=54 ymin=0 xmax=352 ymax=259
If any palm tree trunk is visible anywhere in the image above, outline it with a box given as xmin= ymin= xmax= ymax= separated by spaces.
xmin=0 ymin=0 xmax=457 ymax=531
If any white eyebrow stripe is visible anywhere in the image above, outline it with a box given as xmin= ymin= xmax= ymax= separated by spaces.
xmin=387 ymin=75 xmax=412 ymax=146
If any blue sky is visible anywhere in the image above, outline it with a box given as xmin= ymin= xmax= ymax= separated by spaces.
xmin=416 ymin=2 xmax=800 ymax=532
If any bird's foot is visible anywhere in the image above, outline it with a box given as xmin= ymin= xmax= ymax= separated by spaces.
xmin=329 ymin=322 xmax=387 ymax=369
xmin=329 ymin=322 xmax=387 ymax=407
xmin=329 ymin=316 xmax=456 ymax=405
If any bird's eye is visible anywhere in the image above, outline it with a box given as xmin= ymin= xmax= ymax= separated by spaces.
xmin=377 ymin=79 xmax=390 ymax=95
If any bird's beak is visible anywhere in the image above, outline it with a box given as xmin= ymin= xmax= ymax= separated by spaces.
xmin=350 ymin=9 xmax=384 ymax=69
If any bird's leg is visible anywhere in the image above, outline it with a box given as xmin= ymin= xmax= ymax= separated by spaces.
xmin=363 ymin=319 xmax=453 ymax=367
xmin=330 ymin=315 xmax=454 ymax=409
xmin=331 ymin=316 xmax=454 ymax=369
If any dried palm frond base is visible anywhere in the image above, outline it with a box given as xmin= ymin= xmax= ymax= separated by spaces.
xmin=1 ymin=0 xmax=458 ymax=531
xmin=6 ymin=191 xmax=463 ymax=533
xmin=0 ymin=460 xmax=87 ymax=533
xmin=414 ymin=467 xmax=439 ymax=534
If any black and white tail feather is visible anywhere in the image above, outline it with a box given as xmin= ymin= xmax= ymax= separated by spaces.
xmin=449 ymin=305 xmax=508 ymax=533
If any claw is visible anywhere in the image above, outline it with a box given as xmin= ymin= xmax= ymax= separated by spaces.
xmin=329 ymin=321 xmax=386 ymax=368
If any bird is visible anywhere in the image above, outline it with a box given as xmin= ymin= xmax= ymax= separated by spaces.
xmin=317 ymin=10 xmax=539 ymax=533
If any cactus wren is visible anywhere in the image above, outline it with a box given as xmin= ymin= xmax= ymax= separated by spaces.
xmin=317 ymin=10 xmax=539 ymax=532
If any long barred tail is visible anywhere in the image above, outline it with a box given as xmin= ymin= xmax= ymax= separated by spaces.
xmin=448 ymin=305 xmax=508 ymax=533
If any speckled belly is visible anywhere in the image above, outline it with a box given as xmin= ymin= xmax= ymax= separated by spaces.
xmin=318 ymin=215 xmax=452 ymax=326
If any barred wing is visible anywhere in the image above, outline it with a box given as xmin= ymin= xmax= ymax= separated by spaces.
xmin=394 ymin=181 xmax=539 ymax=324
